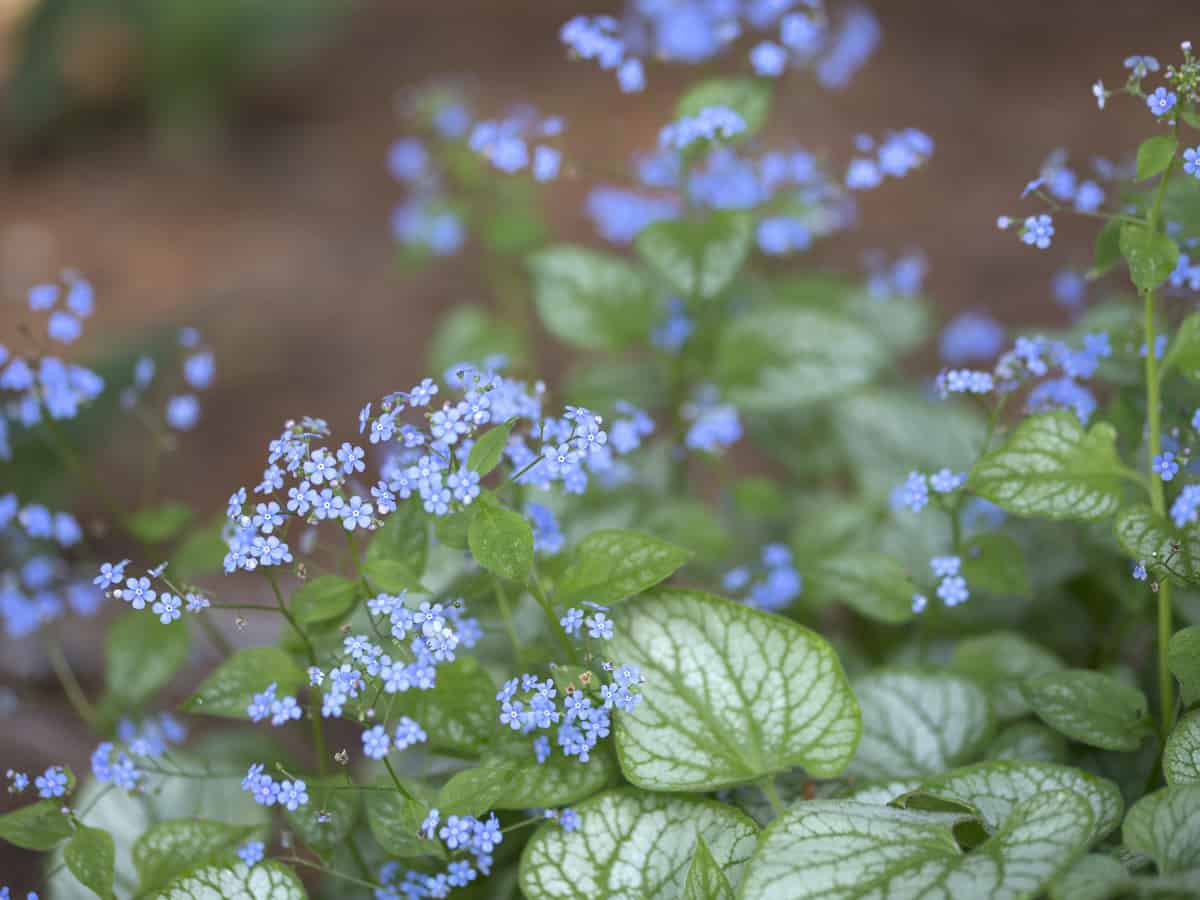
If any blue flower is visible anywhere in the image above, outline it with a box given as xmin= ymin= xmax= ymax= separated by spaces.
xmin=939 ymin=312 xmax=1004 ymax=364
xmin=1132 ymin=561 xmax=1148 ymax=581
xmin=586 ymin=187 xmax=679 ymax=243
xmin=584 ymin=612 xmax=613 ymax=640
xmin=757 ymin=217 xmax=811 ymax=255
xmin=617 ymin=58 xmax=645 ymax=93
xmin=151 ymin=593 xmax=182 ymax=624
xmin=659 ymin=107 xmax=747 ymax=151
xmin=816 ymin=7 xmax=880 ymax=89
xmin=362 ymin=725 xmax=391 ymax=760
xmin=47 ymin=312 xmax=81 ymax=344
xmin=1152 ymin=451 xmax=1180 ymax=481
xmin=937 ymin=574 xmax=969 ymax=607
xmin=121 ymin=576 xmax=156 ymax=610
xmin=166 ymin=394 xmax=200 ymax=431
xmin=1147 ymin=87 xmax=1177 ymax=117
xmin=750 ymin=41 xmax=787 ymax=77
xmin=560 ymin=607 xmax=584 ymax=635
xmin=394 ymin=716 xmax=427 ymax=749
xmin=931 ymin=555 xmax=961 ymax=578
xmin=1021 ymin=214 xmax=1054 ymax=250
xmin=1172 ymin=485 xmax=1200 ymax=528
xmin=1124 ymin=55 xmax=1160 ymax=77
xmin=899 ymin=472 xmax=929 ymax=513
xmin=911 ymin=593 xmax=928 ymax=613
xmin=533 ymin=146 xmax=562 ymax=182
xmin=845 ymin=158 xmax=882 ymax=190
xmin=439 ymin=815 xmax=473 ymax=850
xmin=237 ymin=841 xmax=265 ymax=868
xmin=1184 ymin=147 xmax=1200 ymax=180
xmin=559 ymin=808 xmax=580 ymax=832
xmin=929 ymin=469 xmax=966 ymax=493
xmin=35 ymin=767 xmax=67 ymax=799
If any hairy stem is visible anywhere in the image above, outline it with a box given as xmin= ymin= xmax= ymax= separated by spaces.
xmin=44 ymin=636 xmax=96 ymax=728
xmin=265 ymin=570 xmax=328 ymax=774
xmin=1142 ymin=122 xmax=1179 ymax=739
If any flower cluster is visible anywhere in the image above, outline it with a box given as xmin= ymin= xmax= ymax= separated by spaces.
xmin=845 ymin=129 xmax=934 ymax=191
xmin=247 ymin=682 xmax=303 ymax=726
xmin=911 ymin=555 xmax=969 ymax=613
xmin=97 ymin=560 xmax=210 ymax=623
xmin=120 ymin=327 xmax=217 ymax=432
xmin=934 ymin=331 xmax=1112 ymax=424
xmin=0 ymin=494 xmax=102 ymax=639
xmin=682 ymin=386 xmax=742 ymax=454
xmin=895 ymin=468 xmax=967 ymax=515
xmin=722 ymin=544 xmax=803 ymax=611
xmin=497 ymin=660 xmax=643 ymax=766
xmin=309 ymin=595 xmax=480 ymax=721
xmin=0 ymin=274 xmax=103 ymax=459
xmin=468 ymin=112 xmax=564 ymax=180
xmin=374 ymin=809 xmax=502 ymax=898
xmin=90 ymin=713 xmax=188 ymax=792
xmin=559 ymin=2 xmax=878 ymax=93
xmin=239 ymin=764 xmax=309 ymax=811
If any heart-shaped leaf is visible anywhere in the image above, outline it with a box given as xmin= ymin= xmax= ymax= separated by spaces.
xmin=950 ymin=632 xmax=1065 ymax=721
xmin=133 ymin=819 xmax=261 ymax=894
xmin=468 ymin=499 xmax=533 ymax=582
xmin=519 ymin=788 xmax=758 ymax=899
xmin=739 ymin=792 xmax=1094 ymax=899
xmin=149 ymin=860 xmax=305 ymax=899
xmin=1165 ymin=710 xmax=1200 ymax=784
xmin=969 ymin=413 xmax=1127 ymax=521
xmin=1114 ymin=506 xmax=1200 ymax=585
xmin=912 ymin=760 xmax=1123 ymax=843
xmin=850 ymin=669 xmax=994 ymax=779
xmin=1123 ymin=784 xmax=1200 ymax=874
xmin=1021 ymin=669 xmax=1152 ymax=752
xmin=1168 ymin=626 xmax=1200 ymax=706
xmin=555 ymin=529 xmax=691 ymax=608
xmin=610 ymin=589 xmax=861 ymax=791
xmin=635 ymin=212 xmax=754 ymax=300
xmin=806 ymin=552 xmax=917 ymax=624
xmin=64 ymin=826 xmax=115 ymax=900
xmin=181 ymin=648 xmax=305 ymax=718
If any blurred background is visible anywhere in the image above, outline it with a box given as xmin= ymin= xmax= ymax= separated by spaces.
xmin=0 ymin=0 xmax=1195 ymax=890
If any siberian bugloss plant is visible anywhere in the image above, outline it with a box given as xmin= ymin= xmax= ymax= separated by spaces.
xmin=3 ymin=3 xmax=1200 ymax=899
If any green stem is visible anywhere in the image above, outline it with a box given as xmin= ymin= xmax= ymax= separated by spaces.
xmin=529 ymin=574 xmax=579 ymax=663
xmin=1142 ymin=122 xmax=1179 ymax=739
xmin=760 ymin=777 xmax=786 ymax=816
xmin=494 ymin=579 xmax=524 ymax=664
xmin=281 ymin=854 xmax=383 ymax=891
xmin=382 ymin=757 xmax=418 ymax=804
xmin=194 ymin=614 xmax=234 ymax=658
xmin=264 ymin=571 xmax=327 ymax=774
xmin=44 ymin=636 xmax=96 ymax=728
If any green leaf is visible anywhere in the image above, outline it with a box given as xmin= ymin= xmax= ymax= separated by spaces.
xmin=428 ymin=304 xmax=526 ymax=375
xmin=634 ymin=212 xmax=753 ymax=300
xmin=555 ymin=530 xmax=691 ymax=608
xmin=969 ymin=412 xmax=1127 ymax=521
xmin=529 ymin=246 xmax=656 ymax=351
xmin=148 ymin=860 xmax=306 ymax=899
xmin=1163 ymin=312 xmax=1200 ymax=381
xmin=677 ymin=77 xmax=772 ymax=138
xmin=285 ymin=776 xmax=359 ymax=851
xmin=806 ymin=552 xmax=917 ymax=624
xmin=850 ymin=669 xmax=993 ymax=780
xmin=0 ymin=799 xmax=73 ymax=850
xmin=985 ymin=722 xmax=1068 ymax=764
xmin=913 ymin=760 xmax=1124 ymax=843
xmin=468 ymin=420 xmax=517 ymax=475
xmin=950 ymin=632 xmax=1065 ymax=721
xmin=434 ymin=505 xmax=475 ymax=551
xmin=393 ymin=657 xmax=497 ymax=755
xmin=181 ymin=648 xmax=304 ymax=718
xmin=1048 ymin=853 xmax=1127 ymax=900
xmin=1136 ymin=135 xmax=1178 ymax=181
xmin=1091 ymin=218 xmax=1123 ymax=278
xmin=1184 ymin=108 xmax=1200 ymax=131
xmin=642 ymin=499 xmax=732 ymax=559
xmin=519 ymin=788 xmax=758 ymax=900
xmin=482 ymin=737 xmax=619 ymax=810
xmin=363 ymin=558 xmax=426 ymax=594
xmin=716 ymin=306 xmax=888 ymax=412
xmin=291 ymin=575 xmax=359 ymax=627
xmin=1165 ymin=710 xmax=1200 ymax=785
xmin=365 ymin=500 xmax=428 ymax=575
xmin=366 ymin=777 xmax=439 ymax=860
xmin=739 ymin=792 xmax=1094 ymax=900
xmin=437 ymin=766 xmax=522 ymax=818
xmin=64 ymin=826 xmax=115 ymax=900
xmin=169 ymin=520 xmax=229 ymax=581
xmin=105 ymin=612 xmax=190 ymax=708
xmin=610 ymin=588 xmax=861 ymax=791
xmin=683 ymin=836 xmax=735 ymax=900
xmin=1119 ymin=222 xmax=1180 ymax=293
xmin=1022 ymin=669 xmax=1152 ymax=751
xmin=468 ymin=499 xmax=533 ymax=582
xmin=1115 ymin=506 xmax=1200 ymax=586
xmin=1169 ymin=626 xmax=1200 ymax=706
xmin=961 ymin=533 xmax=1031 ymax=598
xmin=128 ymin=501 xmax=193 ymax=545
xmin=1123 ymin=784 xmax=1200 ymax=873
xmin=133 ymin=819 xmax=260 ymax=894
